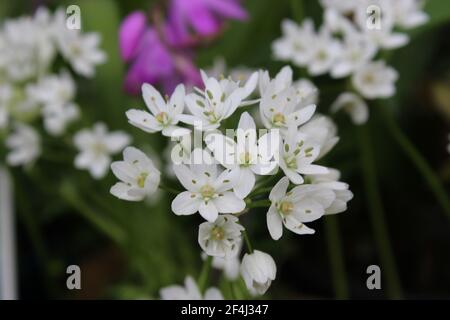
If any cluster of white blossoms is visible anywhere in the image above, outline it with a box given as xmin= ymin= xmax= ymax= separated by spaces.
xmin=111 ymin=64 xmax=353 ymax=298
xmin=0 ymin=7 xmax=106 ymax=167
xmin=272 ymin=0 xmax=428 ymax=124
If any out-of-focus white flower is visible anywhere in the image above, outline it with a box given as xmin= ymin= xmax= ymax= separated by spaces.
xmin=207 ymin=57 xmax=256 ymax=86
xmin=56 ymin=28 xmax=106 ymax=77
xmin=272 ymin=19 xmax=315 ymax=68
xmin=354 ymin=0 xmax=409 ymax=50
xmin=240 ymin=250 xmax=276 ymax=295
xmin=205 ymin=249 xmax=241 ymax=281
xmin=27 ymin=72 xmax=79 ymax=135
xmin=331 ymin=92 xmax=369 ymax=125
xmin=198 ymin=214 xmax=244 ymax=258
xmin=352 ymin=61 xmax=398 ymax=99
xmin=299 ymin=115 xmax=339 ymax=160
xmin=74 ymin=122 xmax=130 ymax=179
xmin=179 ymin=71 xmax=256 ymax=131
xmin=160 ymin=276 xmax=223 ymax=300
xmin=6 ymin=123 xmax=41 ymax=166
xmin=306 ymin=27 xmax=342 ymax=76
xmin=391 ymin=0 xmax=428 ymax=29
xmin=205 ymin=112 xmax=279 ymax=198
xmin=331 ymin=32 xmax=377 ymax=78
xmin=307 ymin=169 xmax=354 ymax=215
xmin=171 ymin=149 xmax=245 ymax=222
xmin=127 ymin=83 xmax=190 ymax=137
xmin=266 ymin=177 xmax=335 ymax=240
xmin=110 ymin=146 xmax=161 ymax=201
xmin=279 ymin=126 xmax=328 ymax=184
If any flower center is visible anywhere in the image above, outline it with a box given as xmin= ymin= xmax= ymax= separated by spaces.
xmin=91 ymin=142 xmax=107 ymax=156
xmin=156 ymin=112 xmax=169 ymax=125
xmin=272 ymin=113 xmax=286 ymax=126
xmin=239 ymin=152 xmax=251 ymax=166
xmin=137 ymin=172 xmax=149 ymax=188
xmin=200 ymin=185 xmax=215 ymax=200
xmin=279 ymin=201 xmax=294 ymax=215
xmin=210 ymin=226 xmax=225 ymax=240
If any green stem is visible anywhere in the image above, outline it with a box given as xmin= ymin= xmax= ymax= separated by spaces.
xmin=242 ymin=229 xmax=254 ymax=254
xmin=248 ymin=186 xmax=272 ymax=198
xmin=198 ymin=256 xmax=213 ymax=293
xmin=324 ymin=216 xmax=349 ymax=299
xmin=158 ymin=183 xmax=181 ymax=195
xmin=60 ymin=182 xmax=126 ymax=245
xmin=247 ymin=199 xmax=271 ymax=208
xmin=380 ymin=103 xmax=450 ymax=221
xmin=290 ymin=0 xmax=304 ymax=22
xmin=357 ymin=124 xmax=403 ymax=299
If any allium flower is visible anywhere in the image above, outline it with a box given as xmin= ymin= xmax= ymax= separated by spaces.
xmin=205 ymin=112 xmax=279 ymax=198
xmin=74 ymin=123 xmax=131 ymax=179
xmin=240 ymin=250 xmax=276 ymax=295
xmin=160 ymin=276 xmax=223 ymax=300
xmin=306 ymin=27 xmax=342 ymax=76
xmin=110 ymin=146 xmax=161 ymax=201
xmin=266 ymin=177 xmax=335 ymax=239
xmin=171 ymin=149 xmax=245 ymax=221
xmin=179 ymin=72 xmax=252 ymax=131
xmin=198 ymin=214 xmax=244 ymax=258
xmin=5 ymin=124 xmax=41 ymax=167
xmin=352 ymin=61 xmax=398 ymax=99
xmin=391 ymin=0 xmax=428 ymax=29
xmin=56 ymin=28 xmax=106 ymax=77
xmin=330 ymin=32 xmax=377 ymax=79
xmin=206 ymin=250 xmax=241 ymax=280
xmin=27 ymin=71 xmax=79 ymax=135
xmin=307 ymin=169 xmax=354 ymax=215
xmin=331 ymin=92 xmax=369 ymax=125
xmin=272 ymin=19 xmax=315 ymax=67
xmin=279 ymin=126 xmax=328 ymax=184
xmin=298 ymin=115 xmax=339 ymax=160
xmin=167 ymin=0 xmax=247 ymax=44
xmin=126 ymin=83 xmax=190 ymax=137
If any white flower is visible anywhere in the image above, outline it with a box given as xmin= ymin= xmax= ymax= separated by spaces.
xmin=126 ymin=83 xmax=190 ymax=137
xmin=74 ymin=122 xmax=131 ymax=179
xmin=26 ymin=71 xmax=80 ymax=135
xmin=179 ymin=71 xmax=256 ymax=131
xmin=279 ymin=126 xmax=329 ymax=184
xmin=391 ymin=0 xmax=428 ymax=29
xmin=198 ymin=214 xmax=244 ymax=258
xmin=240 ymin=250 xmax=276 ymax=295
xmin=331 ymin=92 xmax=369 ymax=125
xmin=354 ymin=0 xmax=409 ymax=50
xmin=56 ymin=29 xmax=106 ymax=77
xmin=306 ymin=27 xmax=342 ymax=76
xmin=307 ymin=169 xmax=354 ymax=215
xmin=208 ymin=252 xmax=241 ymax=281
xmin=331 ymin=32 xmax=377 ymax=78
xmin=272 ymin=19 xmax=315 ymax=67
xmin=171 ymin=149 xmax=245 ymax=222
xmin=352 ymin=61 xmax=398 ymax=99
xmin=160 ymin=276 xmax=223 ymax=300
xmin=205 ymin=112 xmax=279 ymax=198
xmin=6 ymin=123 xmax=41 ymax=166
xmin=266 ymin=177 xmax=335 ymax=239
xmin=110 ymin=146 xmax=161 ymax=201
xmin=298 ymin=115 xmax=339 ymax=160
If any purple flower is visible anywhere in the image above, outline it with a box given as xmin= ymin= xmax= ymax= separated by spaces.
xmin=168 ymin=0 xmax=247 ymax=44
xmin=119 ymin=11 xmax=202 ymax=94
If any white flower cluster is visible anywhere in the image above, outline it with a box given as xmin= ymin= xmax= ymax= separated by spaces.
xmin=272 ymin=0 xmax=428 ymax=124
xmin=111 ymin=65 xmax=353 ymax=297
xmin=0 ymin=7 xmax=106 ymax=167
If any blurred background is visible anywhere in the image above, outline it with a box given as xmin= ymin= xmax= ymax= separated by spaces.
xmin=1 ymin=0 xmax=450 ymax=299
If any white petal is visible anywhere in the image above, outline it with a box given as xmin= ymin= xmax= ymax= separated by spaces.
xmin=142 ymin=83 xmax=165 ymax=115
xmin=213 ymin=192 xmax=246 ymax=213
xmin=233 ymin=168 xmax=255 ymax=198
xmin=126 ymin=109 xmax=161 ymax=133
xmin=171 ymin=191 xmax=201 ymax=215
xmin=267 ymin=205 xmax=283 ymax=240
xmin=199 ymin=201 xmax=219 ymax=222
xmin=110 ymin=182 xmax=144 ymax=201
xmin=269 ymin=176 xmax=289 ymax=201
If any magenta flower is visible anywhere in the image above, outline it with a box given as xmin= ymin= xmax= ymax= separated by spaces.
xmin=119 ymin=11 xmax=202 ymax=94
xmin=168 ymin=0 xmax=247 ymax=45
